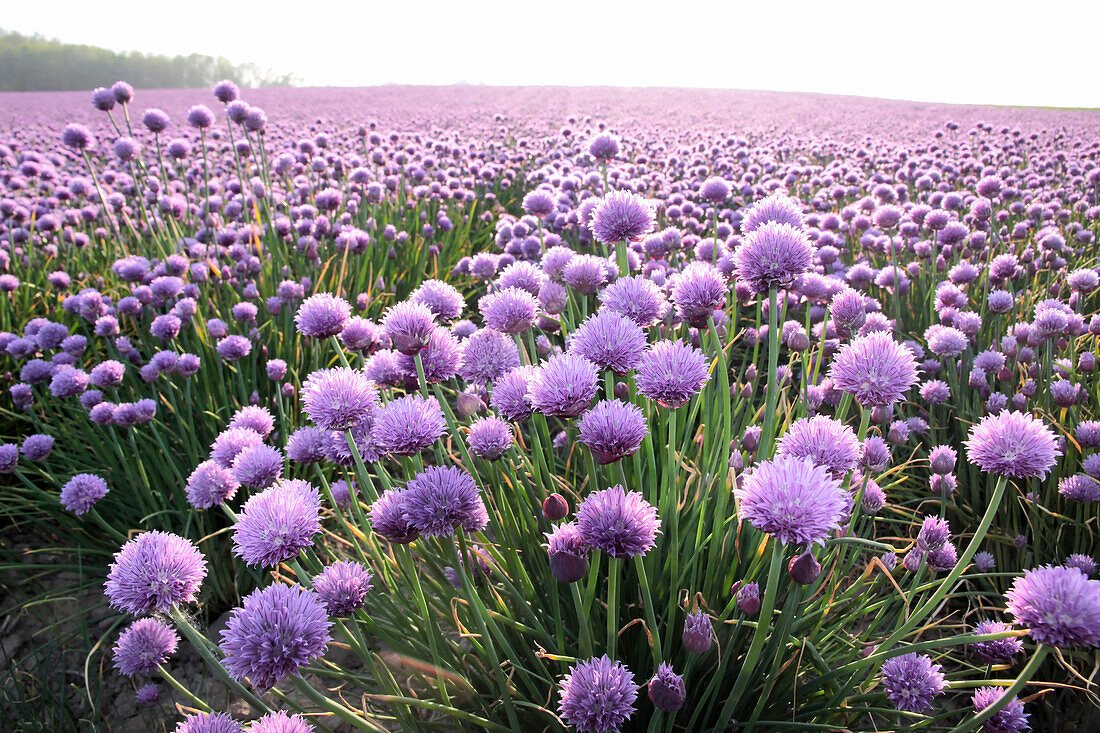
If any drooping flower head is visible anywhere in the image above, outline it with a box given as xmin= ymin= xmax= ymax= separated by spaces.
xmin=879 ymin=653 xmax=945 ymax=713
xmin=232 ymin=479 xmax=322 ymax=568
xmin=965 ymin=411 xmax=1060 ymax=480
xmin=105 ymin=532 xmax=207 ymax=615
xmin=576 ymin=485 xmax=661 ymax=558
xmin=828 ymin=332 xmax=919 ymax=407
xmin=736 ymin=456 xmax=848 ymax=546
xmin=1005 ymin=565 xmax=1100 ymax=647
xmin=558 ymin=655 xmax=637 ymax=733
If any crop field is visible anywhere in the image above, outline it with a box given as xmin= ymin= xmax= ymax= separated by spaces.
xmin=1 ymin=83 xmax=1099 ymax=732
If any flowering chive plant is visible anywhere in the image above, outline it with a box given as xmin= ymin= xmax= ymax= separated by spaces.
xmin=2 ymin=82 xmax=1100 ymax=731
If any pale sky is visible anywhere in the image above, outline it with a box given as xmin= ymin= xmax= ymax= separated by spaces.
xmin=5 ymin=0 xmax=1099 ymax=108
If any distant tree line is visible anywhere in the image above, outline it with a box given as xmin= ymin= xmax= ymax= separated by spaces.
xmin=0 ymin=29 xmax=296 ymax=91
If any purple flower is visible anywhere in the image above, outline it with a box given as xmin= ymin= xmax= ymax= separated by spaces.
xmin=971 ymin=687 xmax=1029 ymax=733
xmin=635 ymin=339 xmax=710 ymax=408
xmin=588 ymin=133 xmax=620 ymax=161
xmin=313 ymin=560 xmax=374 ymax=616
xmin=186 ymin=104 xmax=215 ymax=128
xmin=50 ymin=366 xmax=89 ymax=398
xmin=737 ymin=582 xmax=762 ymax=614
xmin=397 ymin=326 xmax=461 ymax=383
xmin=468 ymin=417 xmax=514 ymax=460
xmin=969 ymin=620 xmax=1023 ymax=664
xmin=879 ymin=653 xmax=945 ymax=713
xmin=925 ymin=324 xmax=969 ymax=358
xmin=20 ymin=434 xmax=53 ymax=461
xmin=216 ymin=335 xmax=251 ymax=361
xmin=302 ymin=367 xmax=379 ymax=431
xmin=368 ymin=488 xmax=420 ymax=544
xmin=1006 ymin=565 xmax=1100 ymax=647
xmin=671 ymin=261 xmax=727 ymax=325
xmin=735 ymin=455 xmax=848 ymax=546
xmin=371 ymin=395 xmax=446 ymax=456
xmin=231 ymin=443 xmax=283 ymax=489
xmin=733 ymin=221 xmax=813 ymax=294
xmin=381 ymin=301 xmax=437 ymax=355
xmin=558 ymin=655 xmax=637 ymax=733
xmin=528 ymin=352 xmax=600 ymax=419
xmin=682 ymin=610 xmax=713 ymax=654
xmin=776 ymin=416 xmax=860 ymax=478
xmin=250 ymin=712 xmax=315 ymax=733
xmin=563 ymin=254 xmax=611 ymax=295
xmin=523 ymin=188 xmax=557 ymax=218
xmin=295 ymin=293 xmax=351 ymax=338
xmin=828 ymin=332 xmax=919 ymax=407
xmin=219 ymin=583 xmax=331 ymax=690
xmin=135 ymin=684 xmax=160 ymax=706
xmin=578 ymin=400 xmax=648 ymax=465
xmin=232 ymin=479 xmax=321 ymax=567
xmin=60 ymin=473 xmax=109 ymax=515
xmin=547 ymin=521 xmax=590 ymax=583
xmin=1067 ymin=555 xmax=1098 ymax=577
xmin=409 ymin=279 xmax=465 ymax=322
xmin=490 ymin=365 xmax=537 ymax=421
xmin=647 ymin=663 xmax=686 ymax=712
xmin=569 ymin=310 xmax=647 ymax=374
xmin=403 ymin=465 xmax=488 ymax=537
xmin=174 ymin=712 xmax=243 ymax=733
xmin=1060 ymin=474 xmax=1100 ymax=502
xmin=113 ymin=618 xmax=178 ymax=676
xmin=458 ymin=328 xmax=521 ymax=386
xmin=61 ymin=123 xmax=95 ymax=150
xmin=185 ymin=460 xmax=239 ymax=509
xmin=740 ymin=193 xmax=803 ymax=234
xmin=228 ymin=405 xmax=275 ymax=437
xmin=210 ymin=427 xmax=264 ymax=468
xmin=576 ymin=485 xmax=660 ymax=558
xmin=105 ymin=531 xmax=207 ymax=615
xmin=598 ymin=276 xmax=667 ymax=327
xmin=965 ymin=411 xmax=1060 ymax=480
xmin=591 ymin=190 xmax=655 ymax=245
xmin=479 ymin=287 xmax=539 ymax=334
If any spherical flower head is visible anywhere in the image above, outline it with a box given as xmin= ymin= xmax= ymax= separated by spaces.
xmin=185 ymin=460 xmax=239 ymax=510
xmin=973 ymin=551 xmax=997 ymax=573
xmin=741 ymin=193 xmax=803 ymax=234
xmin=313 ymin=560 xmax=374 ymax=616
xmin=302 ymin=367 xmax=379 ymax=431
xmin=647 ymin=662 xmax=686 ymax=712
xmin=558 ymin=655 xmax=637 ymax=733
xmin=636 ymin=339 xmax=710 ymax=408
xmin=409 ymin=279 xmax=465 ymax=322
xmin=491 ymin=365 xmax=537 ymax=421
xmin=776 ymin=416 xmax=860 ymax=478
xmin=479 ymin=287 xmax=539 ymax=334
xmin=231 ymin=443 xmax=283 ymax=489
xmin=396 ymin=326 xmax=460 ymax=383
xmin=58 ymin=473 xmax=108 ymax=515
xmin=588 ymin=133 xmax=620 ymax=161
xmin=368 ymin=488 xmax=420 ymax=543
xmin=468 ymin=417 xmax=514 ymax=460
xmin=105 ymin=531 xmax=207 ymax=615
xmin=737 ymin=582 xmax=762 ymax=615
xmin=965 ymin=411 xmax=1060 ymax=480
xmin=62 ymin=123 xmax=95 ymax=150
xmin=174 ymin=712 xmax=243 ymax=733
xmin=925 ymin=325 xmax=969 ymax=358
xmin=547 ymin=521 xmax=590 ymax=583
xmin=213 ymin=79 xmax=239 ymax=103
xmin=529 ymin=352 xmax=600 ymax=419
xmin=682 ymin=610 xmax=713 ymax=654
xmin=233 ymin=479 xmax=321 ymax=568
xmin=523 ymin=188 xmax=556 ymax=217
xmin=228 ymin=405 xmax=275 ymax=437
xmin=295 ymin=293 xmax=351 ymax=338
xmin=497 ymin=261 xmax=549 ymax=297
xmin=186 ymin=104 xmax=215 ymax=129
xmin=970 ymin=620 xmax=1023 ymax=664
xmin=135 ymin=683 xmax=160 ymax=706
xmin=879 ymin=653 xmax=945 ymax=713
xmin=371 ymin=395 xmax=446 ymax=456
xmin=1006 ymin=565 xmax=1100 ymax=647
xmin=50 ymin=366 xmax=89 ymax=398
xmin=569 ymin=310 xmax=647 ymax=374
xmin=403 ymin=465 xmax=488 ymax=538
xmin=591 ymin=190 xmax=655 ymax=245
xmin=671 ymin=261 xmax=727 ymax=325
xmin=248 ymin=712 xmax=314 ymax=733
xmin=113 ymin=618 xmax=178 ymax=676
xmin=733 ymin=221 xmax=813 ymax=294
xmin=382 ymin=301 xmax=437 ymax=355
xmin=917 ymin=515 xmax=951 ymax=551
xmin=598 ymin=276 xmax=667 ymax=327
xmin=700 ymin=176 xmax=730 ymax=204
xmin=1060 ymin=474 xmax=1100 ymax=502
xmin=210 ymin=427 xmax=264 ymax=468
xmin=458 ymin=328 xmax=521 ymax=386
xmin=1067 ymin=554 xmax=1098 ymax=577
xmin=576 ymin=485 xmax=660 ymax=558
xmin=563 ymin=254 xmax=610 ymax=295
xmin=216 ymin=335 xmax=251 ymax=361
xmin=828 ymin=332 xmax=919 ymax=407
xmin=20 ymin=434 xmax=54 ymax=461
xmin=735 ymin=455 xmax=848 ymax=546
xmin=969 ymin=687 xmax=1029 ymax=733
xmin=219 ymin=583 xmax=331 ymax=691
xmin=578 ymin=400 xmax=648 ymax=465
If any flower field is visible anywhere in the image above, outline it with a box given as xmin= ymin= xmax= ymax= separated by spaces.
xmin=1 ymin=83 xmax=1100 ymax=732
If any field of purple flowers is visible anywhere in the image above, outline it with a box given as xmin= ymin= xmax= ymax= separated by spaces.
xmin=1 ymin=82 xmax=1100 ymax=732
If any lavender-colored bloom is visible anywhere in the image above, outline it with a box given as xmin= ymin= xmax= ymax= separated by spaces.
xmin=458 ymin=328 xmax=521 ymax=386
xmin=576 ymin=485 xmax=660 ymax=558
xmin=186 ymin=460 xmax=239 ymax=509
xmin=479 ymin=287 xmax=539 ymax=334
xmin=737 ymin=582 xmax=762 ymax=614
xmin=1005 ymin=565 xmax=1100 ymax=647
xmin=216 ymin=335 xmax=251 ymax=361
xmin=210 ymin=427 xmax=264 ymax=468
xmin=302 ymin=367 xmax=379 ymax=431
xmin=468 ymin=417 xmax=513 ymax=460
xmin=404 ymin=465 xmax=488 ymax=537
xmin=228 ymin=405 xmax=275 ymax=437
xmin=61 ymin=123 xmax=95 ymax=149
xmin=267 ymin=359 xmax=288 ymax=381
xmin=284 ymin=427 xmax=327 ymax=465
xmin=174 ymin=712 xmax=243 ymax=733
xmin=973 ymin=552 xmax=997 ymax=573
xmin=578 ymin=400 xmax=648 ymax=465
xmin=249 ymin=712 xmax=314 ymax=733
xmin=879 ymin=653 xmax=945 ymax=713
xmin=231 ymin=443 xmax=283 ymax=489
xmin=588 ymin=133 xmax=620 ymax=161
xmin=598 ymin=275 xmax=667 ymax=327
xmin=1067 ymin=555 xmax=1098 ymax=577
xmin=381 ymin=301 xmax=437 ymax=355
xmin=371 ymin=395 xmax=445 ymax=456
xmin=965 ymin=411 xmax=1060 ymax=480
xmin=635 ymin=339 xmax=710 ymax=408
xmin=828 ymin=332 xmax=919 ymax=407
xmin=925 ymin=324 xmax=969 ymax=358
xmin=776 ymin=416 xmax=860 ymax=478
xmin=647 ymin=662 xmax=686 ymax=713
xmin=970 ymin=620 xmax=1023 ymax=664
xmin=1060 ymin=474 xmax=1100 ymax=502
xmin=135 ymin=684 xmax=159 ymax=706
xmin=220 ymin=583 xmax=331 ymax=690
xmin=491 ymin=365 xmax=537 ymax=421
xmin=295 ymin=293 xmax=351 ymax=338
xmin=313 ymin=560 xmax=374 ymax=616
xmin=682 ymin=609 xmax=714 ymax=654
xmin=971 ymin=687 xmax=1029 ymax=733
xmin=105 ymin=531 xmax=207 ymax=615
xmin=21 ymin=434 xmax=54 ymax=461
xmin=920 ymin=379 xmax=951 ymax=404
xmin=523 ymin=188 xmax=556 ymax=217
xmin=569 ymin=310 xmax=647 ymax=374
xmin=60 ymin=473 xmax=109 ymax=515
xmin=671 ymin=261 xmax=726 ymax=325
xmin=409 ymin=279 xmax=465 ymax=322
xmin=558 ymin=655 xmax=637 ymax=733
xmin=233 ymin=479 xmax=321 ymax=567
xmin=733 ymin=221 xmax=813 ymax=294
xmin=563 ymin=254 xmax=610 ymax=295
xmin=397 ymin=326 xmax=461 ymax=383
xmin=736 ymin=455 xmax=848 ymax=546
xmin=50 ymin=366 xmax=89 ymax=398
xmin=528 ymin=352 xmax=600 ymax=419
xmin=186 ymin=104 xmax=215 ymax=128
xmin=591 ymin=190 xmax=655 ymax=244
xmin=368 ymin=488 xmax=420 ymax=544
xmin=113 ymin=618 xmax=178 ymax=676
xmin=740 ymin=193 xmax=803 ymax=234
xmin=547 ymin=521 xmax=589 ymax=583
